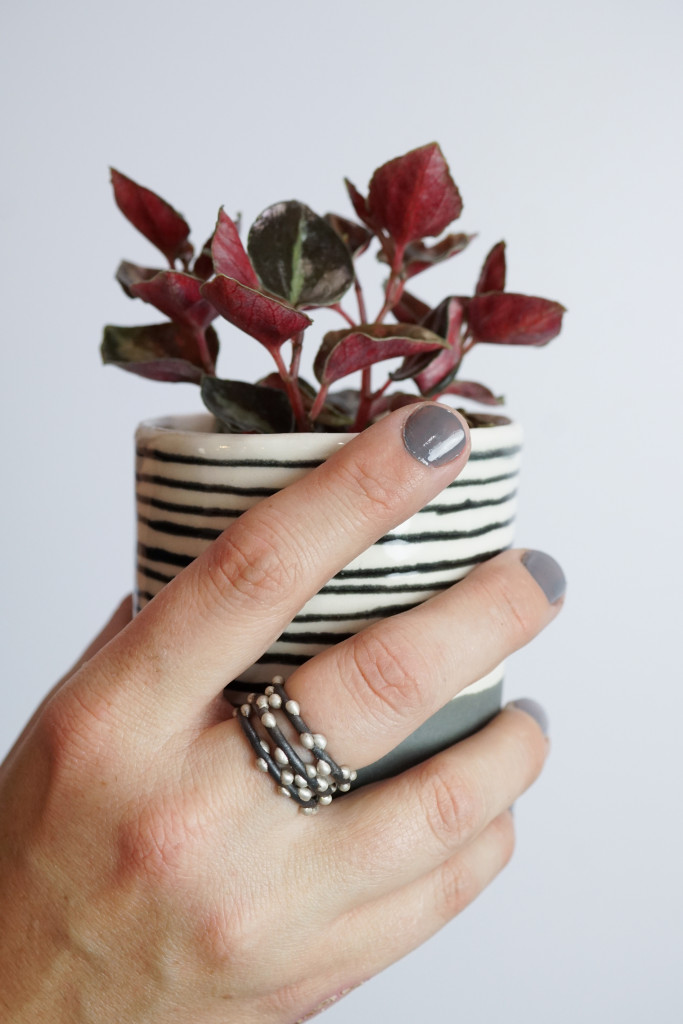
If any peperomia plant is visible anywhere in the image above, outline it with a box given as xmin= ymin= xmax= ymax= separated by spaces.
xmin=101 ymin=143 xmax=565 ymax=433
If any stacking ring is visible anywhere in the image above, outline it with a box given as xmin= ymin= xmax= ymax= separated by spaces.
xmin=235 ymin=676 xmax=358 ymax=814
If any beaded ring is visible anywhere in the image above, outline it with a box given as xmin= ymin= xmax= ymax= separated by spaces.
xmin=235 ymin=675 xmax=357 ymax=814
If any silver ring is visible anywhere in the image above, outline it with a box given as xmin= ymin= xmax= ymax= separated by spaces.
xmin=235 ymin=676 xmax=357 ymax=814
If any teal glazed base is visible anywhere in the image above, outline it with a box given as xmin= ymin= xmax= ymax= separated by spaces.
xmin=355 ymin=681 xmax=503 ymax=787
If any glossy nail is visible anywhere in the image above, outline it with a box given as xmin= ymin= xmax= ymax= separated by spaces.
xmin=402 ymin=405 xmax=468 ymax=467
xmin=508 ymin=698 xmax=550 ymax=737
xmin=521 ymin=550 xmax=566 ymax=605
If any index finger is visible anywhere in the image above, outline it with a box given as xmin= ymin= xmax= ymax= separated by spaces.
xmin=94 ymin=404 xmax=471 ymax=725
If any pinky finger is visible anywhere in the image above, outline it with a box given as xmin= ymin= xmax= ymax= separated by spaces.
xmin=329 ymin=811 xmax=515 ymax=999
xmin=283 ymin=812 xmax=515 ymax=1022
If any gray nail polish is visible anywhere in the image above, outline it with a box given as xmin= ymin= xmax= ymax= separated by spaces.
xmin=521 ymin=550 xmax=566 ymax=605
xmin=509 ymin=698 xmax=550 ymax=737
xmin=402 ymin=405 xmax=467 ymax=467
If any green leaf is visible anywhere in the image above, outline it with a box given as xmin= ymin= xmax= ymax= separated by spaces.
xmin=200 ymin=377 xmax=295 ymax=433
xmin=247 ymin=200 xmax=354 ymax=307
xmin=101 ymin=322 xmax=218 ymax=382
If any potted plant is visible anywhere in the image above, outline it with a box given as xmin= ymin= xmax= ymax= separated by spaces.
xmin=102 ymin=143 xmax=565 ymax=784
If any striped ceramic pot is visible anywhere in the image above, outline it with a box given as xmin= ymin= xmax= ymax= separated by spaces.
xmin=135 ymin=413 xmax=522 ymax=786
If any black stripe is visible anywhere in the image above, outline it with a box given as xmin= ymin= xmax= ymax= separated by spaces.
xmin=135 ymin=488 xmax=517 ymax=521
xmin=138 ymin=544 xmax=193 ymax=568
xmin=447 ymin=470 xmax=518 ymax=488
xmin=255 ymin=653 xmax=312 ymax=666
xmin=137 ymin=514 xmax=514 ymax=546
xmin=276 ymin=630 xmax=356 ymax=645
xmin=319 ymin=582 xmax=450 ymax=595
xmin=136 ymin=538 xmax=506 ymax=576
xmin=137 ymin=542 xmax=506 ymax=582
xmin=375 ymin=517 xmax=514 ymax=544
xmin=137 ymin=563 xmax=175 ymax=585
xmin=294 ymin=600 xmax=428 ymax=622
xmin=137 ymin=493 xmax=243 ymax=518
xmin=468 ymin=444 xmax=521 ymax=460
xmin=137 ymin=444 xmax=322 ymax=469
xmin=418 ymin=489 xmax=517 ymax=513
xmin=136 ymin=469 xmax=519 ymax=500
xmin=136 ymin=471 xmax=275 ymax=497
xmin=333 ymin=548 xmax=507 ymax=579
xmin=137 ymin=590 xmax=157 ymax=603
xmin=320 ymin=550 xmax=506 ymax=590
xmin=138 ymin=516 xmax=223 ymax=542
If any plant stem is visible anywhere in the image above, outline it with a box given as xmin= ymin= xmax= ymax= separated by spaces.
xmin=196 ymin=328 xmax=215 ymax=374
xmin=371 ymin=377 xmax=392 ymax=401
xmin=374 ymin=243 xmax=405 ymax=324
xmin=331 ymin=304 xmax=356 ymax=327
xmin=274 ymin=347 xmax=309 ymax=431
xmin=460 ymin=332 xmax=476 ymax=357
xmin=352 ymin=366 xmax=373 ymax=432
xmin=308 ymin=383 xmax=330 ymax=424
xmin=289 ymin=332 xmax=304 ymax=381
xmin=355 ymin=279 xmax=368 ymax=324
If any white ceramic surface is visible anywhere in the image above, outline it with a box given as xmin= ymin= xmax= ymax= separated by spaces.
xmin=135 ymin=413 xmax=523 ymax=782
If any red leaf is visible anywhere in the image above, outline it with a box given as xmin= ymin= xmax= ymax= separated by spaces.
xmin=201 ymin=275 xmax=311 ymax=355
xmin=131 ymin=271 xmax=217 ymax=331
xmin=476 ymin=241 xmax=506 ymax=294
xmin=468 ymin=293 xmax=566 ymax=346
xmin=116 ymin=357 xmax=204 ymax=383
xmin=414 ymin=299 xmax=465 ymax=394
xmin=399 ymin=233 xmax=474 ymax=278
xmin=369 ymin=392 xmax=424 ymax=419
xmin=324 ymin=212 xmax=373 ymax=257
xmin=193 ymin=234 xmax=214 ymax=280
xmin=212 ymin=209 xmax=260 ymax=289
xmin=314 ymin=323 xmax=446 ymax=386
xmin=435 ymin=380 xmax=504 ymax=405
xmin=367 ymin=143 xmax=463 ymax=249
xmin=344 ymin=178 xmax=377 ymax=231
xmin=116 ymin=260 xmax=164 ymax=298
xmin=391 ymin=290 xmax=431 ymax=325
xmin=110 ymin=169 xmax=192 ymax=266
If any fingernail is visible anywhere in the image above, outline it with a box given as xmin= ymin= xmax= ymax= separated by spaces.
xmin=508 ymin=698 xmax=550 ymax=737
xmin=402 ymin=405 xmax=468 ymax=467
xmin=521 ymin=550 xmax=566 ymax=605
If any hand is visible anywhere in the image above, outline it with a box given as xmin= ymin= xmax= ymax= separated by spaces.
xmin=0 ymin=404 xmax=563 ymax=1024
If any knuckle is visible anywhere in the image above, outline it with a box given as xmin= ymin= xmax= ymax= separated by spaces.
xmin=495 ymin=811 xmax=517 ymax=870
xmin=419 ymin=767 xmax=482 ymax=854
xmin=116 ymin=792 xmax=200 ymax=886
xmin=434 ymin=855 xmax=478 ymax=922
xmin=323 ymin=455 xmax=402 ymax=526
xmin=40 ymin=686 xmax=116 ymax=778
xmin=345 ymin=627 xmax=426 ymax=728
xmin=433 ymin=813 xmax=516 ymax=924
xmin=473 ymin=564 xmax=538 ymax=646
xmin=515 ymin=723 xmax=549 ymax=789
xmin=202 ymin=509 xmax=303 ymax=613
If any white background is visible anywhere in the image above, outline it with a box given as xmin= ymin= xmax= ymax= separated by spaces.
xmin=1 ymin=1 xmax=682 ymax=1020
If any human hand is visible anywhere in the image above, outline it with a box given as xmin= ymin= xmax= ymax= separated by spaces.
xmin=0 ymin=404 xmax=563 ymax=1024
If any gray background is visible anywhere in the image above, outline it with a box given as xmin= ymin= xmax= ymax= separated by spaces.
xmin=1 ymin=0 xmax=681 ymax=1020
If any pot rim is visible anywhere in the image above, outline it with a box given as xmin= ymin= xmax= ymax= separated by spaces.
xmin=136 ymin=411 xmax=521 ymax=443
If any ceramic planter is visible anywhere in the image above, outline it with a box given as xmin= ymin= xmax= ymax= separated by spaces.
xmin=135 ymin=413 xmax=522 ymax=786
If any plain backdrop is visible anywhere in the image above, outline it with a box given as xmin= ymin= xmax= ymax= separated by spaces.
xmin=1 ymin=1 xmax=682 ymax=1021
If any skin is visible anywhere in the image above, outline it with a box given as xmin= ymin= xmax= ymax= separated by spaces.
xmin=0 ymin=404 xmax=560 ymax=1024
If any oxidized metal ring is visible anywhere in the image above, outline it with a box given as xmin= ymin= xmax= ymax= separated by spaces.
xmin=235 ymin=676 xmax=357 ymax=814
